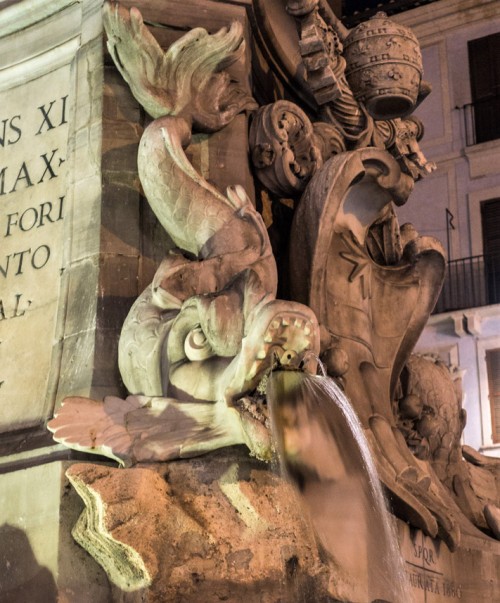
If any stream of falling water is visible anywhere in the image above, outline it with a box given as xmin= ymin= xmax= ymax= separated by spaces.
xmin=267 ymin=370 xmax=412 ymax=603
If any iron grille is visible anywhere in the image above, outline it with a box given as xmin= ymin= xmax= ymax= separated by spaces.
xmin=433 ymin=253 xmax=500 ymax=314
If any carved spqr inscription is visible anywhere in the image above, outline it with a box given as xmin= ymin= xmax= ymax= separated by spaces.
xmin=0 ymin=67 xmax=71 ymax=430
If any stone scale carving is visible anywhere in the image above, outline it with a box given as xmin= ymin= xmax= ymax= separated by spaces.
xmin=50 ymin=3 xmax=320 ymax=466
xmin=48 ymin=0 xmax=500 ymax=595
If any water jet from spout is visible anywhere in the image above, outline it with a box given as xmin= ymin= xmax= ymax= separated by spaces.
xmin=267 ymin=370 xmax=412 ymax=603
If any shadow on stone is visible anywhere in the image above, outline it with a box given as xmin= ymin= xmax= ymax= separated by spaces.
xmin=0 ymin=523 xmax=58 ymax=603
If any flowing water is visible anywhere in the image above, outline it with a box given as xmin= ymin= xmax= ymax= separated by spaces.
xmin=267 ymin=370 xmax=412 ymax=603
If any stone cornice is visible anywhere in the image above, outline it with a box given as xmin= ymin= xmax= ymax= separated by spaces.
xmin=393 ymin=0 xmax=500 ymax=39
xmin=0 ymin=0 xmax=80 ymax=36
xmin=0 ymin=0 xmax=103 ymax=76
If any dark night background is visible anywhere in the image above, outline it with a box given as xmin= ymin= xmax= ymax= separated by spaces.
xmin=339 ymin=0 xmax=439 ymax=25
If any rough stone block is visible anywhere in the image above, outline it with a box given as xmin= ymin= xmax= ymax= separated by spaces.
xmin=64 ymin=449 xmax=333 ymax=602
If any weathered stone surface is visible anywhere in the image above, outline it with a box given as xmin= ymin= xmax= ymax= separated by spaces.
xmin=1 ymin=457 xmax=499 ymax=603
xmin=63 ymin=449 xmax=500 ymax=603
xmin=66 ymin=450 xmax=333 ymax=602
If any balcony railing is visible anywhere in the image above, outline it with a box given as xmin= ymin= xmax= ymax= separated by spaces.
xmin=433 ymin=253 xmax=500 ymax=314
xmin=461 ymin=96 xmax=500 ymax=146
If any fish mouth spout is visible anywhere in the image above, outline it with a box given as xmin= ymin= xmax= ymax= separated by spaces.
xmin=271 ymin=349 xmax=318 ymax=374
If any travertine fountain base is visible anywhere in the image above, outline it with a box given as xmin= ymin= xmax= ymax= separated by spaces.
xmin=66 ymin=448 xmax=335 ymax=603
xmin=66 ymin=446 xmax=500 ymax=603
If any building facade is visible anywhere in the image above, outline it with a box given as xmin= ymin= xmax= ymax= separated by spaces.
xmin=394 ymin=0 xmax=500 ymax=455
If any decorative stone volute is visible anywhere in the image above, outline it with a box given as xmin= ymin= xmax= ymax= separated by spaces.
xmin=249 ymin=101 xmax=323 ymax=197
xmin=343 ymin=11 xmax=423 ymax=120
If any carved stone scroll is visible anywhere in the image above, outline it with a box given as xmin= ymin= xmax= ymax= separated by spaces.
xmin=288 ymin=148 xmax=467 ymax=548
xmin=249 ymin=101 xmax=323 ymax=197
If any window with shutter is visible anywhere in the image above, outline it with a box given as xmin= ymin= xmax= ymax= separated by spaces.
xmin=485 ymin=348 xmax=500 ymax=444
xmin=481 ymin=199 xmax=500 ymax=305
xmin=468 ymin=32 xmax=500 ymax=144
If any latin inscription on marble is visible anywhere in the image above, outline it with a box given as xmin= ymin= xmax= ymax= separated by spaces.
xmin=403 ymin=529 xmax=463 ymax=600
xmin=0 ymin=66 xmax=71 ymax=431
